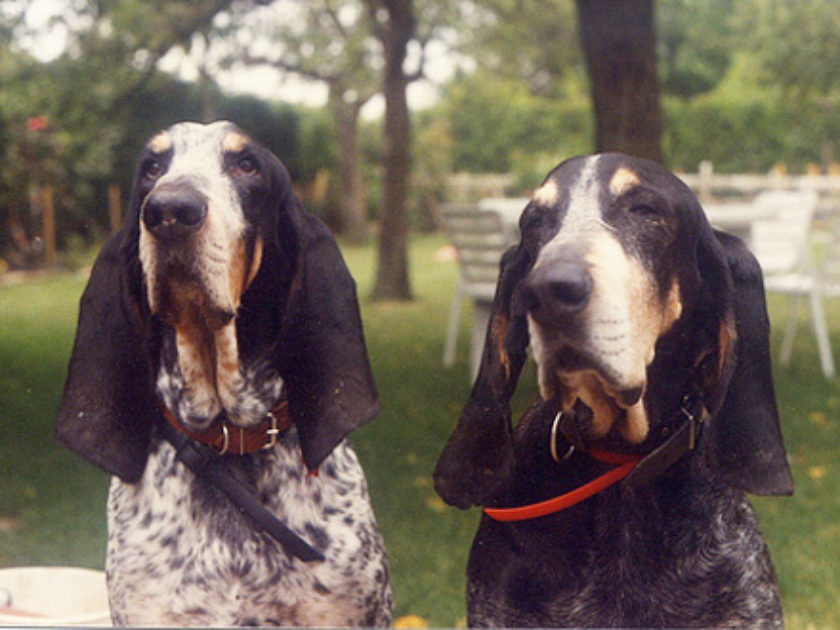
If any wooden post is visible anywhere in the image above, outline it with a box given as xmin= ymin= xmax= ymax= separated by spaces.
xmin=698 ymin=160 xmax=714 ymax=203
xmin=41 ymin=185 xmax=57 ymax=267
xmin=108 ymin=183 xmax=122 ymax=233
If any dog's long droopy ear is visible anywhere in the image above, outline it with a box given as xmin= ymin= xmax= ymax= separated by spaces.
xmin=705 ymin=231 xmax=793 ymax=496
xmin=278 ymin=196 xmax=379 ymax=471
xmin=434 ymin=243 xmax=532 ymax=508
xmin=55 ymin=230 xmax=155 ymax=483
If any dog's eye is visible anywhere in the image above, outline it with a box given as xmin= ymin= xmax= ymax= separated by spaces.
xmin=142 ymin=159 xmax=162 ymax=179
xmin=521 ymin=211 xmax=544 ymax=232
xmin=235 ymin=156 xmax=259 ymax=176
xmin=630 ymin=203 xmax=663 ymax=218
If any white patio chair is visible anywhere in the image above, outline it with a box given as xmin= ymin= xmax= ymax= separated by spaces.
xmin=750 ymin=190 xmax=835 ymax=377
xmin=441 ymin=203 xmax=510 ymax=379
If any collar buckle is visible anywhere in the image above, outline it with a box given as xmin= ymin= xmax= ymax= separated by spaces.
xmin=678 ymin=392 xmax=702 ymax=451
xmin=263 ymin=409 xmax=281 ymax=450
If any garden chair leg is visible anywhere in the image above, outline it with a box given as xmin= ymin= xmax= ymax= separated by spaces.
xmin=808 ymin=286 xmax=835 ymax=378
xmin=470 ymin=300 xmax=492 ymax=382
xmin=443 ymin=282 xmax=464 ymax=368
xmin=779 ymin=296 xmax=800 ymax=367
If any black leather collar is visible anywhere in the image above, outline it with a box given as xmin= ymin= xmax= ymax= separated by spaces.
xmin=622 ymin=392 xmax=706 ymax=489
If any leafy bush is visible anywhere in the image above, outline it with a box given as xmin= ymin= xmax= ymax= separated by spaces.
xmin=438 ymin=74 xmax=592 ymax=175
xmin=664 ymin=93 xmax=840 ymax=173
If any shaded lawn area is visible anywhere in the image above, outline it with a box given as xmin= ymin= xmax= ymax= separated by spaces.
xmin=1 ymin=234 xmax=839 ymax=628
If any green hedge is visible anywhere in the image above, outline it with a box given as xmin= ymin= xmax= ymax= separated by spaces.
xmin=664 ymin=94 xmax=840 ymax=173
xmin=436 ymin=73 xmax=840 ymax=178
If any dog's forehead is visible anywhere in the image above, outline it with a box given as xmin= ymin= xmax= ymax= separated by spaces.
xmin=530 ymin=154 xmax=699 ymax=244
xmin=146 ymin=121 xmax=252 ymax=158
xmin=535 ymin=153 xmax=677 ymax=207
xmin=530 ymin=153 xmax=699 ymax=268
xmin=531 ymin=155 xmax=604 ymax=230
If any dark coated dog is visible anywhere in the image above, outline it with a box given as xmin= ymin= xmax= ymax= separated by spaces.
xmin=56 ymin=121 xmax=391 ymax=626
xmin=435 ymin=153 xmax=793 ymax=627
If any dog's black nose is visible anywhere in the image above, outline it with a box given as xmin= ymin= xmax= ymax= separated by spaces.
xmin=524 ymin=261 xmax=592 ymax=324
xmin=142 ymin=187 xmax=207 ymax=240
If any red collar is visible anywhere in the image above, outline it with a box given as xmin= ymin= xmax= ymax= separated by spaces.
xmin=484 ymin=448 xmax=641 ymax=522
xmin=162 ymin=401 xmax=292 ymax=456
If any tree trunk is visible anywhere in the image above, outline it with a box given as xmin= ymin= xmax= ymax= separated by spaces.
xmin=575 ymin=0 xmax=663 ymax=163
xmin=329 ymin=89 xmax=369 ymax=244
xmin=370 ymin=0 xmax=414 ymax=301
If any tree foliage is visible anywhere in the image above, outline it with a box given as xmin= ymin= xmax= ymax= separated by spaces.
xmin=230 ymin=0 xmax=381 ymax=242
xmin=4 ymin=0 xmax=840 ymax=268
xmin=657 ymin=0 xmax=735 ymax=98
xmin=424 ymin=0 xmax=840 ymax=175
xmin=461 ymin=0 xmax=583 ymax=98
xmin=0 ymin=1 xmax=300 ymax=264
xmin=737 ymin=0 xmax=840 ymax=99
xmin=442 ymin=72 xmax=591 ymax=174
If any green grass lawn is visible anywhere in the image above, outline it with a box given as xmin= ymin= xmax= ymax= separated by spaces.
xmin=1 ymin=234 xmax=839 ymax=628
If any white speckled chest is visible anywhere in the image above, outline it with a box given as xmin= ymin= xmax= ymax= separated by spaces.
xmin=106 ymin=431 xmax=391 ymax=627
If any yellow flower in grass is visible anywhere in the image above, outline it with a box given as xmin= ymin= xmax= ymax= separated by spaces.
xmin=808 ymin=411 xmax=828 ymax=426
xmin=808 ymin=465 xmax=827 ymax=481
xmin=413 ymin=476 xmax=431 ymax=488
xmin=394 ymin=614 xmax=429 ymax=628
xmin=426 ymin=494 xmax=448 ymax=513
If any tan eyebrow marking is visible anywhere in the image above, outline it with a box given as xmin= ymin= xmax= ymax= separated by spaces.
xmin=533 ymin=180 xmax=560 ymax=206
xmin=222 ymin=131 xmax=250 ymax=153
xmin=147 ymin=131 xmax=173 ymax=153
xmin=609 ymin=167 xmax=641 ymax=196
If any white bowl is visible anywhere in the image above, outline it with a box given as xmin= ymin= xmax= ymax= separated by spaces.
xmin=0 ymin=566 xmax=110 ymax=626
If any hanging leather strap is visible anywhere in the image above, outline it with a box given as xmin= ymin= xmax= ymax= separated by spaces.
xmin=157 ymin=418 xmax=325 ymax=563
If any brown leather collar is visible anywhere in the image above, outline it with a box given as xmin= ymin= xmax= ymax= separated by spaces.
xmin=162 ymin=401 xmax=292 ymax=456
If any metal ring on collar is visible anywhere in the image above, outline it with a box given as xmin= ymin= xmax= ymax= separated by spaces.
xmin=218 ymin=422 xmax=230 ymax=456
xmin=550 ymin=411 xmax=575 ymax=464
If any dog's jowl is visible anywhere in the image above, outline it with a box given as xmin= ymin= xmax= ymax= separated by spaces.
xmin=56 ymin=121 xmax=391 ymax=626
xmin=435 ymin=153 xmax=793 ymax=627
